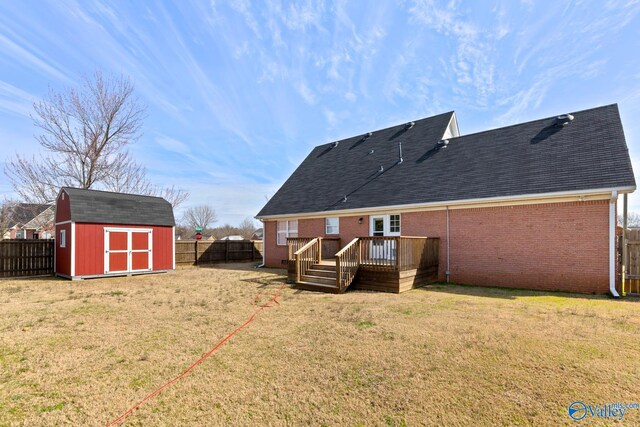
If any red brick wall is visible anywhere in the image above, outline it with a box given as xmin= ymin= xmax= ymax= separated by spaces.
xmin=448 ymin=201 xmax=609 ymax=293
xmin=263 ymin=200 xmax=610 ymax=293
xmin=264 ymin=216 xmax=369 ymax=267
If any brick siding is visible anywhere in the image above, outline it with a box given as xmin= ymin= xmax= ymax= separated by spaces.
xmin=263 ymin=200 xmax=610 ymax=293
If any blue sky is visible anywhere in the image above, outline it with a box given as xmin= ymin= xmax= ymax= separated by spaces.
xmin=0 ymin=0 xmax=639 ymax=225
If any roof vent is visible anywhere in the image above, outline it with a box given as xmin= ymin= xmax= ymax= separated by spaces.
xmin=379 ymin=165 xmax=384 ymax=173
xmin=555 ymin=114 xmax=574 ymax=126
xmin=406 ymin=121 xmax=415 ymax=129
xmin=369 ymin=149 xmax=374 ymax=155
xmin=332 ymin=141 xmax=340 ymax=148
xmin=366 ymin=132 xmax=373 ymax=137
xmin=343 ymin=195 xmax=348 ymax=203
xmin=437 ymin=139 xmax=449 ymax=148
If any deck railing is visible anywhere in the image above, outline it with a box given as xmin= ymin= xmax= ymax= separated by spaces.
xmin=335 ymin=238 xmax=360 ymax=291
xmin=359 ymin=236 xmax=439 ymax=272
xmin=288 ymin=237 xmax=314 ymax=260
xmin=294 ymin=238 xmax=320 ymax=282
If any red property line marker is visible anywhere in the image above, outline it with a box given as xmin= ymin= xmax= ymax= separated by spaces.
xmin=106 ymin=283 xmax=285 ymax=427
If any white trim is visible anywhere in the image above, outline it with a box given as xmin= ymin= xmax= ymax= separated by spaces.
xmin=172 ymin=226 xmax=176 ymax=270
xmin=104 ymin=227 xmax=153 ymax=274
xmin=276 ymin=219 xmax=298 ymax=246
xmin=610 ymin=191 xmax=620 ymax=297
xmin=369 ymin=214 xmax=401 ymax=236
xmin=325 ymin=217 xmax=339 ymax=235
xmin=257 ymin=186 xmax=636 ymax=221
xmin=442 ymin=112 xmax=460 ymax=139
xmin=70 ymin=222 xmax=76 ymax=277
xmin=261 ymin=220 xmax=265 ymax=266
xmin=55 ymin=220 xmax=72 ymax=226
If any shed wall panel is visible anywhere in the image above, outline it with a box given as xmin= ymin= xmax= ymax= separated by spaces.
xmin=74 ymin=223 xmax=173 ymax=276
xmin=55 ymin=223 xmax=71 ymax=276
xmin=55 ymin=190 xmax=71 ymax=223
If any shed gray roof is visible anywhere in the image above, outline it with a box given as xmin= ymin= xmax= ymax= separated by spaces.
xmin=62 ymin=187 xmax=175 ymax=226
xmin=257 ymin=104 xmax=635 ymax=217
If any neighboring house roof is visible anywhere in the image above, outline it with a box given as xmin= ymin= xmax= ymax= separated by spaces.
xmin=23 ymin=205 xmax=54 ymax=230
xmin=5 ymin=203 xmax=51 ymax=228
xmin=61 ymin=187 xmax=175 ymax=226
xmin=252 ymin=228 xmax=263 ymax=239
xmin=257 ymin=104 xmax=635 ymax=218
xmin=220 ymin=235 xmax=245 ymax=240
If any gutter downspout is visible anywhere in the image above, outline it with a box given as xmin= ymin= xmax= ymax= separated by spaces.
xmin=446 ymin=206 xmax=450 ymax=283
xmin=610 ymin=191 xmax=619 ymax=298
xmin=257 ymin=219 xmax=265 ymax=268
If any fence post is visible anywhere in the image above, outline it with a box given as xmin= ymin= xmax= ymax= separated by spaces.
xmin=225 ymin=239 xmax=229 ymax=263
xmin=194 ymin=240 xmax=199 ymax=266
xmin=251 ymin=241 xmax=255 ymax=261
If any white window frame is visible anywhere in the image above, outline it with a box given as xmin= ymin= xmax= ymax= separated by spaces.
xmin=59 ymin=229 xmax=66 ymax=247
xmin=369 ymin=214 xmax=401 ymax=236
xmin=276 ymin=220 xmax=298 ymax=246
xmin=325 ymin=217 xmax=339 ymax=235
xmin=389 ymin=214 xmax=401 ymax=235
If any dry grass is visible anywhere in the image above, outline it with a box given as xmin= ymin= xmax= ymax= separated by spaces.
xmin=1 ymin=264 xmax=640 ymax=426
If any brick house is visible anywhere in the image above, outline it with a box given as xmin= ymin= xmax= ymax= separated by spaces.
xmin=2 ymin=203 xmax=54 ymax=240
xmin=256 ymin=104 xmax=635 ymax=295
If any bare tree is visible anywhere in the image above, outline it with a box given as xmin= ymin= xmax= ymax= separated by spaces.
xmin=211 ymin=224 xmax=239 ymax=240
xmin=618 ymin=212 xmax=640 ymax=228
xmin=182 ymin=205 xmax=217 ymax=232
xmin=5 ymin=71 xmax=189 ymax=208
xmin=237 ymin=217 xmax=258 ymax=239
xmin=0 ymin=199 xmax=16 ymax=239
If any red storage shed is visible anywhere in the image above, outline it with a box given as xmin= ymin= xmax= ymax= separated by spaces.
xmin=55 ymin=187 xmax=175 ymax=280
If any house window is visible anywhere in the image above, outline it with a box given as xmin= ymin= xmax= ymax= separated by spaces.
xmin=389 ymin=214 xmax=401 ymax=234
xmin=276 ymin=220 xmax=298 ymax=245
xmin=16 ymin=230 xmax=25 ymax=239
xmin=325 ymin=217 xmax=339 ymax=235
xmin=60 ymin=229 xmax=66 ymax=248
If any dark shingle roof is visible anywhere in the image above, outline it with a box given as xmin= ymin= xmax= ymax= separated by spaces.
xmin=257 ymin=104 xmax=635 ymax=217
xmin=62 ymin=187 xmax=175 ymax=226
xmin=6 ymin=203 xmax=51 ymax=227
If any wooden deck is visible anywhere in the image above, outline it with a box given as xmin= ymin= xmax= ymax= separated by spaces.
xmin=287 ymin=236 xmax=439 ymax=293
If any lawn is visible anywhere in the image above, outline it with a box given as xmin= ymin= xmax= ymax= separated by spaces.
xmin=1 ymin=264 xmax=640 ymax=426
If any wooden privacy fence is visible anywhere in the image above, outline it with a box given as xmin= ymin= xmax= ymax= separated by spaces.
xmin=621 ymin=229 xmax=640 ymax=294
xmin=175 ymin=240 xmax=263 ymax=265
xmin=0 ymin=239 xmax=55 ymax=278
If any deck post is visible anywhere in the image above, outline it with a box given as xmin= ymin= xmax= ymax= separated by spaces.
xmin=295 ymin=253 xmax=301 ymax=283
xmin=336 ymin=256 xmax=341 ymax=291
xmin=395 ymin=237 xmax=400 ymax=271
xmin=317 ymin=237 xmax=322 ymax=262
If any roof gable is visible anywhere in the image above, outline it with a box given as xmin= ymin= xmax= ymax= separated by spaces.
xmin=62 ymin=187 xmax=175 ymax=226
xmin=257 ymin=104 xmax=635 ymax=218
xmin=5 ymin=203 xmax=51 ymax=227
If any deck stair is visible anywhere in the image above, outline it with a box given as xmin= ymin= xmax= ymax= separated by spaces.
xmin=297 ymin=261 xmax=341 ymax=293
xmin=293 ymin=237 xmax=361 ymax=294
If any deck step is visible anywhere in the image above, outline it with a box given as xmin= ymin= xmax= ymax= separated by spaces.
xmin=305 ymin=268 xmax=336 ymax=278
xmin=295 ymin=281 xmax=340 ymax=293
xmin=301 ymin=275 xmax=337 ymax=286
xmin=310 ymin=264 xmax=336 ymax=272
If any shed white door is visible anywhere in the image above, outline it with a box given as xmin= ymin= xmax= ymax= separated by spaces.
xmin=104 ymin=228 xmax=153 ymax=274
